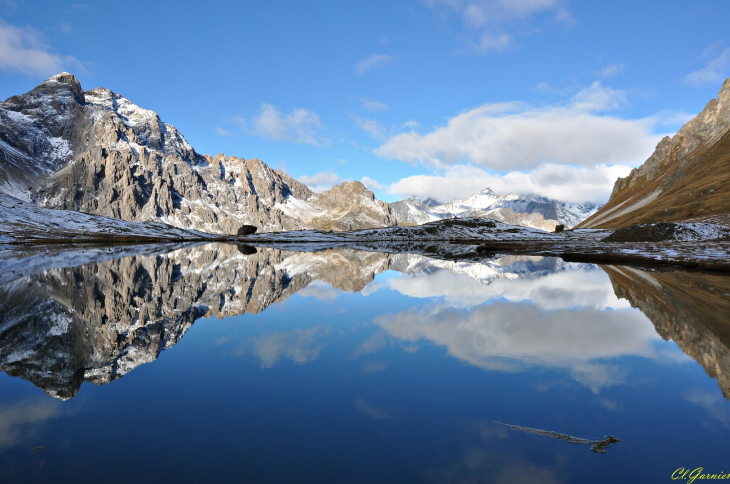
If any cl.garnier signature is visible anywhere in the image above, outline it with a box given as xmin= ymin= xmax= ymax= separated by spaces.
xmin=673 ymin=468 xmax=730 ymax=482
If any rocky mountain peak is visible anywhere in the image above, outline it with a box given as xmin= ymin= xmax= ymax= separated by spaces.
xmin=0 ymin=73 xmax=398 ymax=234
xmin=35 ymin=72 xmax=85 ymax=104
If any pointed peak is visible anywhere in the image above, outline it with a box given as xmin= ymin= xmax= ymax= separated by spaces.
xmin=37 ymin=72 xmax=84 ymax=103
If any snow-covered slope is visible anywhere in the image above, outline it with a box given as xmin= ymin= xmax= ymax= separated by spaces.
xmin=391 ymin=188 xmax=600 ymax=230
xmin=0 ymin=193 xmax=214 ymax=244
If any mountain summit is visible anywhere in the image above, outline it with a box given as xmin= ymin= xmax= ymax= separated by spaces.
xmin=0 ymin=73 xmax=394 ymax=233
xmin=579 ymin=77 xmax=730 ymax=229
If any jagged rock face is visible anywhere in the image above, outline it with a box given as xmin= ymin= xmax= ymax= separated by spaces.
xmin=0 ymin=73 xmax=395 ymax=234
xmin=580 ymin=77 xmax=730 ymax=229
xmin=0 ymin=244 xmax=393 ymax=398
xmin=391 ymin=189 xmax=600 ymax=230
xmin=603 ymin=265 xmax=730 ymax=399
xmin=277 ymin=180 xmax=395 ymax=231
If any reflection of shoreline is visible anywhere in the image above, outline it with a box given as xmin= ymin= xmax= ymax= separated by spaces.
xmin=603 ymin=265 xmax=730 ymax=399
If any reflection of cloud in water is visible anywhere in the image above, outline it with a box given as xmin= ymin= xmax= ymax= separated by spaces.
xmin=296 ymin=280 xmax=343 ymax=301
xmin=354 ymin=397 xmax=392 ymax=420
xmin=685 ymin=389 xmax=730 ymax=428
xmin=239 ymin=327 xmax=330 ymax=368
xmin=360 ymin=282 xmax=383 ymax=297
xmin=361 ymin=361 xmax=388 ymax=373
xmin=376 ymin=302 xmax=659 ymax=392
xmin=0 ymin=398 xmax=62 ymax=449
xmin=389 ymin=264 xmax=630 ymax=310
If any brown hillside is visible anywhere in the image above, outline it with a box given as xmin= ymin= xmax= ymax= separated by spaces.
xmin=579 ymin=78 xmax=730 ymax=229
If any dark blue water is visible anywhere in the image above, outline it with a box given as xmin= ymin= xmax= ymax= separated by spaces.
xmin=0 ymin=244 xmax=728 ymax=483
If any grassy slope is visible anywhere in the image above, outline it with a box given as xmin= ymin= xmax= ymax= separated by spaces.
xmin=579 ymin=129 xmax=730 ymax=229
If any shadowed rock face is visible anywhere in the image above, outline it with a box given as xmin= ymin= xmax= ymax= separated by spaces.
xmin=0 ymin=245 xmax=392 ymax=399
xmin=603 ymin=265 xmax=730 ymax=398
xmin=0 ymin=74 xmax=394 ymax=234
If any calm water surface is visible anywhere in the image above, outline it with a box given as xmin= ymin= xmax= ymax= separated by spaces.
xmin=1 ymin=243 xmax=729 ymax=483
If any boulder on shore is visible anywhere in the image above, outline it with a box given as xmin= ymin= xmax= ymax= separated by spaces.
xmin=237 ymin=225 xmax=258 ymax=236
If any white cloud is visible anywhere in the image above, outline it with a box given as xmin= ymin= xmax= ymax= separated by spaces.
xmin=376 ymin=82 xmax=659 ymax=172
xmin=362 ymin=99 xmax=388 ymax=111
xmin=387 ymin=162 xmax=632 ymax=204
xmin=215 ymin=127 xmax=235 ymax=136
xmin=0 ymin=19 xmax=78 ymax=75
xmin=426 ymin=0 xmax=570 ymax=53
xmin=242 ymin=103 xmax=327 ymax=146
xmin=57 ymin=21 xmax=72 ymax=34
xmin=476 ymin=33 xmax=511 ymax=52
xmin=430 ymin=0 xmax=564 ymax=26
xmin=354 ymin=115 xmax=388 ymax=141
xmin=360 ymin=176 xmax=383 ymax=191
xmin=298 ymin=171 xmax=343 ymax=192
xmin=355 ymin=54 xmax=394 ymax=76
xmin=684 ymin=47 xmax=730 ymax=88
xmin=591 ymin=63 xmax=624 ymax=78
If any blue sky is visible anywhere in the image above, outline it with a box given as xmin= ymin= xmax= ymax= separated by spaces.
xmin=1 ymin=0 xmax=729 ymax=203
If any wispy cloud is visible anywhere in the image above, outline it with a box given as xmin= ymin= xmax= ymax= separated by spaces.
xmin=56 ymin=21 xmax=72 ymax=34
xmin=684 ymin=47 xmax=730 ymax=88
xmin=215 ymin=127 xmax=236 ymax=137
xmin=361 ymin=99 xmax=388 ymax=111
xmin=241 ymin=103 xmax=327 ymax=145
xmin=355 ymin=54 xmax=394 ymax=76
xmin=591 ymin=63 xmax=624 ymax=78
xmin=353 ymin=115 xmax=388 ymax=141
xmin=0 ymin=19 xmax=80 ymax=75
xmin=426 ymin=0 xmax=572 ymax=53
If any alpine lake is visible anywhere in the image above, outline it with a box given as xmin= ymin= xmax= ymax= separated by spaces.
xmin=1 ymin=242 xmax=729 ymax=483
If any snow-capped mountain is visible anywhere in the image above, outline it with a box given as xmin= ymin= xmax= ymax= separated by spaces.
xmin=0 ymin=73 xmax=394 ymax=234
xmin=390 ymin=188 xmax=601 ymax=230
xmin=389 ymin=196 xmax=443 ymax=225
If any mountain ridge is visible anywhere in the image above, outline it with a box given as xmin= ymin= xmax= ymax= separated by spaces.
xmin=391 ymin=189 xmax=600 ymax=230
xmin=0 ymin=73 xmax=394 ymax=234
xmin=579 ymin=77 xmax=730 ymax=229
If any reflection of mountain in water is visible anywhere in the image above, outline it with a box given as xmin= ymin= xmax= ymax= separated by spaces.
xmin=603 ymin=265 xmax=730 ymax=399
xmin=2 ymin=243 xmax=730 ymax=401
xmin=0 ymin=245 xmax=390 ymax=399
xmin=390 ymin=254 xmax=571 ymax=285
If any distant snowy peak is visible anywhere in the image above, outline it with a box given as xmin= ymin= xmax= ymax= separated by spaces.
xmin=406 ymin=196 xmax=442 ymax=207
xmin=392 ymin=188 xmax=601 ymax=231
